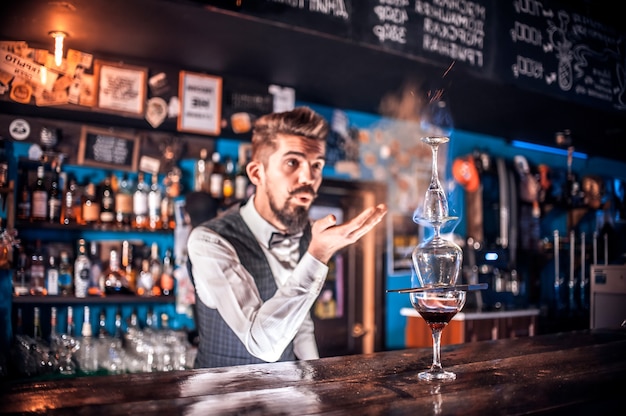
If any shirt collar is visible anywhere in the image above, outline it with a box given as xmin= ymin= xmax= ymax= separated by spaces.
xmin=240 ymin=194 xmax=282 ymax=250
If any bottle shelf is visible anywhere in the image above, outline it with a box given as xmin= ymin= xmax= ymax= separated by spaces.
xmin=12 ymin=295 xmax=175 ymax=305
xmin=14 ymin=219 xmax=174 ymax=234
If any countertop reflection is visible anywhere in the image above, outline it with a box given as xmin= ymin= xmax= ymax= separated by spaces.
xmin=1 ymin=328 xmax=624 ymax=415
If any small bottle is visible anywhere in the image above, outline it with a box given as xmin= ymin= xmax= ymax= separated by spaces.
xmin=49 ymin=306 xmax=61 ymax=347
xmin=133 ymin=172 xmax=149 ymax=229
xmin=149 ymin=242 xmax=162 ymax=296
xmin=61 ymin=175 xmax=78 ymax=225
xmin=13 ymin=250 xmax=29 ymax=296
xmin=81 ymin=306 xmax=92 ymax=337
xmin=97 ymin=310 xmax=109 ymax=338
xmin=235 ymin=158 xmax=250 ymax=201
xmin=66 ymin=306 xmax=75 ymax=337
xmin=193 ymin=148 xmax=211 ymax=192
xmin=136 ymin=258 xmax=153 ymax=296
xmin=74 ymin=239 xmax=91 ymax=298
xmin=14 ymin=307 xmax=24 ymax=336
xmin=46 ymin=254 xmax=60 ymax=296
xmin=121 ymin=240 xmax=136 ymax=292
xmin=89 ymin=241 xmax=104 ymax=296
xmin=47 ymin=168 xmax=62 ymax=223
xmin=160 ymin=248 xmax=175 ymax=297
xmin=16 ymin=175 xmax=31 ymax=221
xmin=104 ymin=249 xmax=133 ymax=295
xmin=113 ymin=307 xmax=124 ymax=339
xmin=115 ymin=173 xmax=133 ymax=228
xmin=222 ymin=156 xmax=235 ymax=205
xmin=29 ymin=240 xmax=47 ymax=296
xmin=209 ymin=151 xmax=224 ymax=199
xmin=31 ymin=164 xmax=48 ymax=221
xmin=147 ymin=173 xmax=162 ymax=230
xmin=58 ymin=250 xmax=73 ymax=296
xmin=99 ymin=174 xmax=116 ymax=227
xmin=33 ymin=306 xmax=43 ymax=341
xmin=81 ymin=182 xmax=100 ymax=225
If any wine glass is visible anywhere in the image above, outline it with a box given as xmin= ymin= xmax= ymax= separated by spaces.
xmin=410 ymin=289 xmax=466 ymax=380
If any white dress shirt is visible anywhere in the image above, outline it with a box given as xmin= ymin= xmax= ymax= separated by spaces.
xmin=187 ymin=195 xmax=328 ymax=363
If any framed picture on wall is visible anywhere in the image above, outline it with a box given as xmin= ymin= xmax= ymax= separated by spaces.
xmin=388 ymin=212 xmax=421 ymax=276
xmin=95 ymin=60 xmax=148 ymax=117
xmin=178 ymin=70 xmax=222 ymax=136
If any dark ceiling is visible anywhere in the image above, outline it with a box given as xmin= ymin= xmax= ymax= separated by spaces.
xmin=1 ymin=0 xmax=625 ymax=162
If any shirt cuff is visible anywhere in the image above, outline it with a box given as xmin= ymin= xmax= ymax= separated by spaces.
xmin=296 ymin=252 xmax=328 ymax=294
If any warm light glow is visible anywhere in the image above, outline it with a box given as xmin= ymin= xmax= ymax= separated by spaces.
xmin=49 ymin=31 xmax=67 ymax=67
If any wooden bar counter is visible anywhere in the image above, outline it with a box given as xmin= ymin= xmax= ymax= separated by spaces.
xmin=1 ymin=328 xmax=625 ymax=415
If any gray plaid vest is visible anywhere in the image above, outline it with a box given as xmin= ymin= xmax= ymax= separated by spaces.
xmin=192 ymin=203 xmax=312 ymax=368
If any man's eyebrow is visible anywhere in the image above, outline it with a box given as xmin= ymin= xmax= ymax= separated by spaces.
xmin=282 ymin=151 xmax=325 ymax=161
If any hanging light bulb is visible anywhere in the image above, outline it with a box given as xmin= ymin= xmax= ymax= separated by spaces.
xmin=49 ymin=31 xmax=67 ymax=67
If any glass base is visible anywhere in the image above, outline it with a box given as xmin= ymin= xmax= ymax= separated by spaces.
xmin=418 ymin=369 xmax=457 ymax=381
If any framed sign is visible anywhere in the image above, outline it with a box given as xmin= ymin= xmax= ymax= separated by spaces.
xmin=95 ymin=60 xmax=148 ymax=116
xmin=78 ymin=126 xmax=140 ymax=171
xmin=178 ymin=70 xmax=222 ymax=135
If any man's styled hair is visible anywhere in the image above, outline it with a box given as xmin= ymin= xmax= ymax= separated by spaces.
xmin=250 ymin=106 xmax=329 ymax=163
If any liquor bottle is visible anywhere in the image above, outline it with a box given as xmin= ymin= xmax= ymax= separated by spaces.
xmin=234 ymin=158 xmax=250 ymax=201
xmin=31 ymin=164 xmax=48 ymax=221
xmin=160 ymin=191 xmax=176 ymax=230
xmin=104 ymin=249 xmax=133 ymax=295
xmin=81 ymin=182 xmax=100 ymax=225
xmin=66 ymin=306 xmax=75 ymax=337
xmin=149 ymin=242 xmax=163 ymax=296
xmin=113 ymin=307 xmax=124 ymax=339
xmin=16 ymin=174 xmax=31 ymax=221
xmin=14 ymin=307 xmax=24 ymax=336
xmin=13 ymin=249 xmax=29 ymax=296
xmin=97 ymin=310 xmax=109 ymax=338
xmin=148 ymin=173 xmax=162 ymax=230
xmin=133 ymin=172 xmax=149 ymax=229
xmin=98 ymin=174 xmax=115 ymax=227
xmin=61 ymin=175 xmax=78 ymax=225
xmin=136 ymin=258 xmax=153 ymax=296
xmin=160 ymin=248 xmax=175 ymax=297
xmin=195 ymin=148 xmax=213 ymax=192
xmin=209 ymin=151 xmax=224 ymax=199
xmin=33 ymin=306 xmax=43 ymax=340
xmin=121 ymin=240 xmax=136 ymax=292
xmin=46 ymin=254 xmax=60 ymax=296
xmin=89 ymin=241 xmax=104 ymax=296
xmin=74 ymin=239 xmax=91 ymax=298
xmin=114 ymin=173 xmax=133 ymax=228
xmin=47 ymin=167 xmax=62 ymax=223
xmin=58 ymin=250 xmax=73 ymax=296
xmin=49 ymin=306 xmax=61 ymax=347
xmin=222 ymin=156 xmax=235 ymax=206
xmin=145 ymin=307 xmax=158 ymax=330
xmin=29 ymin=240 xmax=47 ymax=296
xmin=81 ymin=306 xmax=92 ymax=337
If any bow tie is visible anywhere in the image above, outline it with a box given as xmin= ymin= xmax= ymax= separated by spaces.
xmin=268 ymin=232 xmax=302 ymax=249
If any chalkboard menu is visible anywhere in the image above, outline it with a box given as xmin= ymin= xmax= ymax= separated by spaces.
xmin=231 ymin=0 xmax=354 ymax=39
xmin=356 ymin=0 xmax=497 ymax=78
xmin=78 ymin=126 xmax=140 ymax=171
xmin=498 ymin=0 xmax=625 ymax=111
xmin=202 ymin=0 xmax=624 ymax=112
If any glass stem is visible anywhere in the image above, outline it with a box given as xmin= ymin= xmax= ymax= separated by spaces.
xmin=430 ymin=144 xmax=439 ymax=190
xmin=431 ymin=328 xmax=444 ymax=372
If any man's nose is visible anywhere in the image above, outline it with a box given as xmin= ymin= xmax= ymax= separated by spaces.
xmin=298 ymin=164 xmax=316 ymax=184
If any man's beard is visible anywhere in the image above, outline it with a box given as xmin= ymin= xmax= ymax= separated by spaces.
xmin=268 ymin=186 xmax=316 ymax=234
